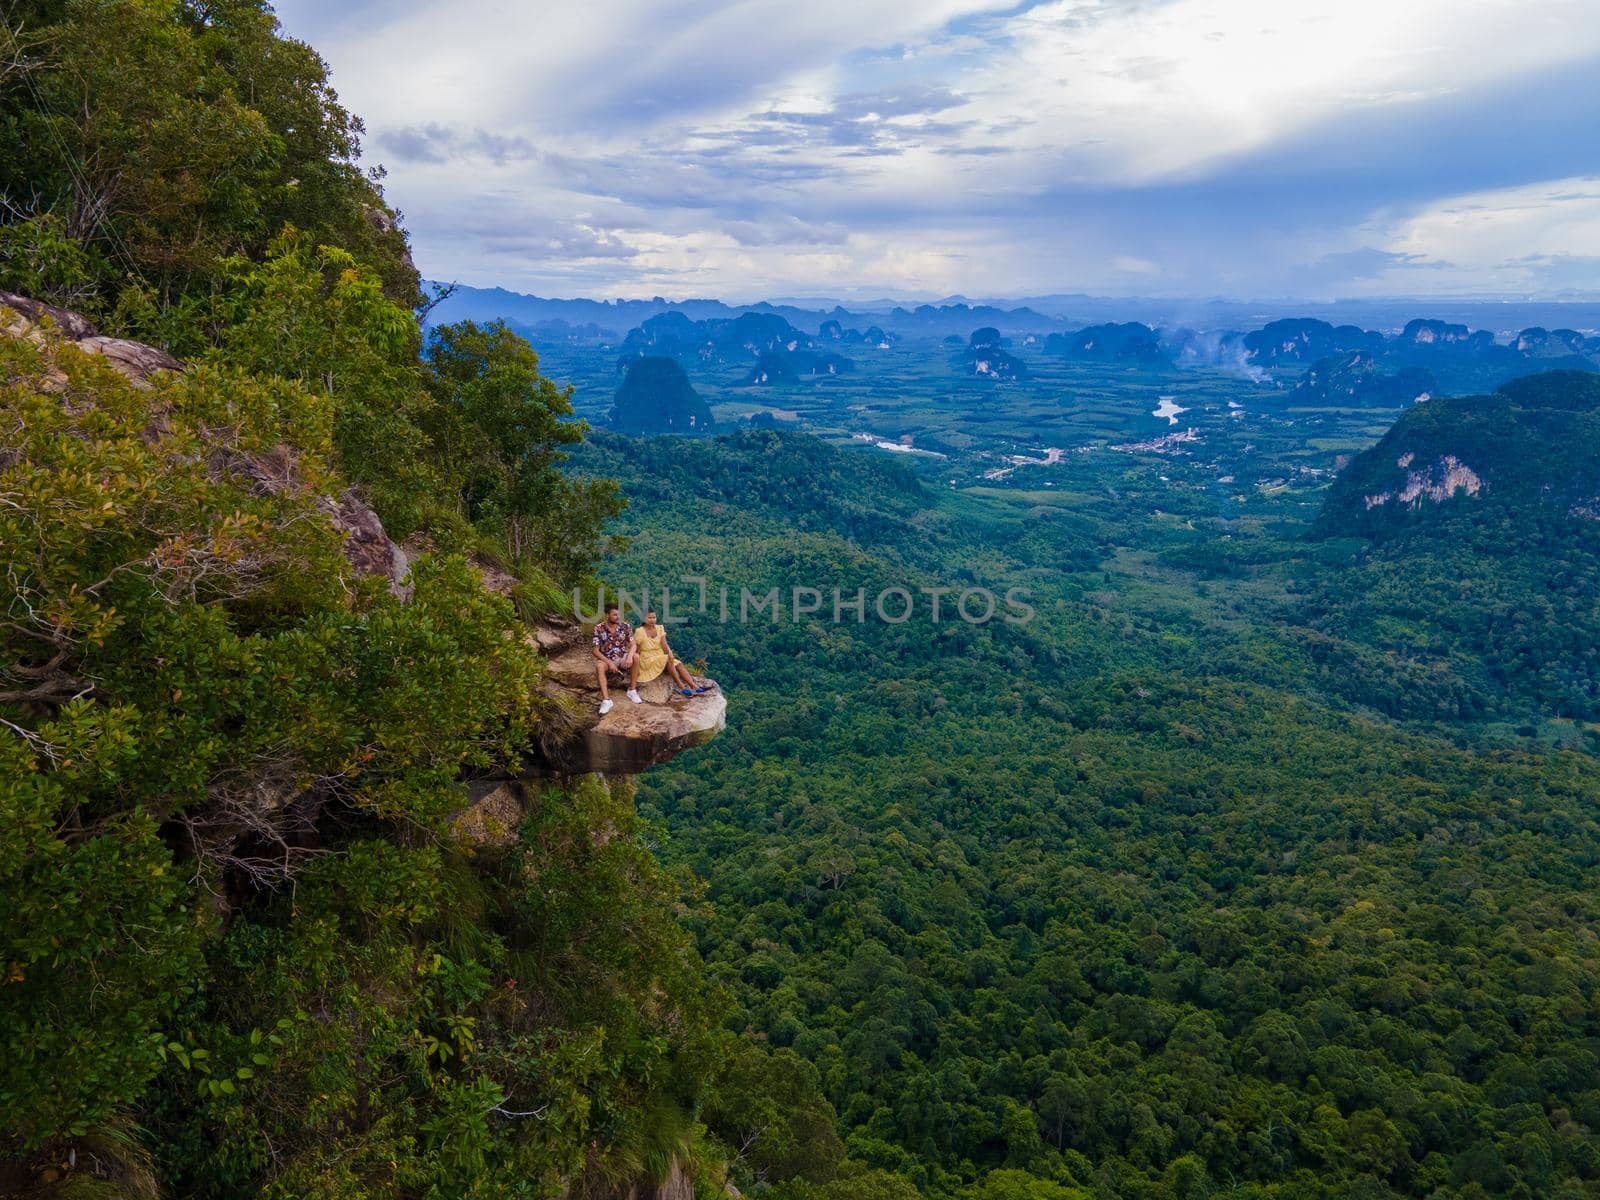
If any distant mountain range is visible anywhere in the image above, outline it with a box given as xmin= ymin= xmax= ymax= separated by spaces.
xmin=425 ymin=283 xmax=1062 ymax=342
xmin=618 ymin=311 xmax=859 ymax=381
xmin=426 ymin=282 xmax=1600 ymax=344
xmin=430 ymin=283 xmax=1600 ymax=404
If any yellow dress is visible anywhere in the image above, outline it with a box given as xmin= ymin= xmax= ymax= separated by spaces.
xmin=633 ymin=625 xmax=670 ymax=683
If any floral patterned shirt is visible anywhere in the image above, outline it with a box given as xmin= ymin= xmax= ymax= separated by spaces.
xmin=592 ymin=619 xmax=634 ymax=664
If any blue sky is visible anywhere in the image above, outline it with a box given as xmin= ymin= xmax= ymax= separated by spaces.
xmin=273 ymin=0 xmax=1600 ymax=302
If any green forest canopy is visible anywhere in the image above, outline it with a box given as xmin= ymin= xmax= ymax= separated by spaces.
xmin=6 ymin=3 xmax=1600 ymax=1200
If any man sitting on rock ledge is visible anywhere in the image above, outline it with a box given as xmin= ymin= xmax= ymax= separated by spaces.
xmin=592 ymin=604 xmax=637 ymax=714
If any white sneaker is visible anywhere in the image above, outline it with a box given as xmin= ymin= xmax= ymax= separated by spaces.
xmin=626 ymin=689 xmax=642 ymax=704
xmin=599 ymin=698 xmax=614 ymax=715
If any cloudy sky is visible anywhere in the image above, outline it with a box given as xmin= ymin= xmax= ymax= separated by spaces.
xmin=272 ymin=0 xmax=1600 ymax=302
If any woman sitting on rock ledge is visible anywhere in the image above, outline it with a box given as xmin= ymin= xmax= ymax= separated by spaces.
xmin=632 ymin=610 xmax=708 ymax=698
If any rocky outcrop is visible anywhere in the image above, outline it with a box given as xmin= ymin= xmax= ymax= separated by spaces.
xmin=552 ymin=1153 xmax=721 ymax=1200
xmin=362 ymin=204 xmax=418 ymax=275
xmin=1363 ymin=454 xmax=1483 ymax=510
xmin=1 ymin=289 xmax=182 ymax=386
xmin=451 ymin=780 xmax=526 ymax=847
xmin=1398 ymin=318 xmax=1483 ymax=348
xmin=619 ymin=310 xmax=854 ymax=375
xmin=0 ymin=289 xmax=101 ymax=339
xmin=449 ymin=617 xmax=728 ymax=840
xmin=3 ymin=294 xmax=414 ymax=599
xmin=960 ymin=326 xmax=1027 ymax=379
xmin=211 ymin=443 xmax=413 ymax=598
xmin=529 ymin=617 xmax=725 ymax=776
xmin=1316 ymin=371 xmax=1600 ymax=540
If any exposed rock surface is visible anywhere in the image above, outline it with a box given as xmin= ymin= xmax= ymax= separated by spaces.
xmin=451 ymin=780 xmax=526 ymax=847
xmin=362 ymin=203 xmax=418 ymax=274
xmin=3 ymin=295 xmax=414 ymax=598
xmin=0 ymin=289 xmax=100 ymax=339
xmin=211 ymin=444 xmax=412 ymax=598
xmin=530 ymin=616 xmax=725 ymax=776
xmin=1 ymin=289 xmax=181 ymax=386
xmin=1316 ymin=371 xmax=1600 ymax=540
xmin=1363 ymin=454 xmax=1483 ymax=510
xmin=960 ymin=326 xmax=1027 ymax=379
xmin=552 ymin=1153 xmax=715 ymax=1200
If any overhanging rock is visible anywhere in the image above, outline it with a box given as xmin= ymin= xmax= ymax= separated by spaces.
xmin=529 ymin=617 xmax=726 ymax=776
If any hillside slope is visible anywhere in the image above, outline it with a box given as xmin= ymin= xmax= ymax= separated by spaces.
xmin=1318 ymin=371 xmax=1600 ymax=540
xmin=0 ymin=5 xmax=763 ymax=1196
xmin=1308 ymin=371 xmax=1600 ymax=719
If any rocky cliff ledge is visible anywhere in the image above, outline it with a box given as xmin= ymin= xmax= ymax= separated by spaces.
xmin=450 ymin=621 xmax=724 ymax=846
xmin=531 ymin=618 xmax=726 ymax=775
xmin=2 ymin=292 xmax=725 ymax=805
xmin=449 ymin=619 xmax=723 ymax=846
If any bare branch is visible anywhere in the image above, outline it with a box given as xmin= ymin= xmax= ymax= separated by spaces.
xmin=416 ymin=281 xmax=458 ymax=324
xmin=1 ymin=715 xmax=61 ymax=762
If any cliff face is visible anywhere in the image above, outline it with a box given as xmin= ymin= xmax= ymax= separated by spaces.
xmin=1315 ymin=370 xmax=1600 ymax=540
xmin=531 ymin=617 xmax=725 ymax=774
xmin=2 ymin=292 xmax=726 ymax=830
xmin=3 ymin=292 xmax=731 ymax=1200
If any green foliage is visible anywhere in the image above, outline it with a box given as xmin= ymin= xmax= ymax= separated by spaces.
xmin=0 ymin=213 xmax=105 ymax=308
xmin=423 ymin=320 xmax=623 ymax=583
xmin=0 ymin=327 xmax=526 ymax=1149
xmin=1316 ymin=372 xmax=1600 ymax=543
xmin=703 ymin=1039 xmax=845 ymax=1189
xmin=10 ymin=3 xmax=1600 ymax=1198
xmin=578 ymin=428 xmax=927 ymax=552
xmin=1308 ymin=372 xmax=1600 ymax=719
xmin=596 ymin=428 xmax=1600 ymax=1200
xmin=0 ymin=2 xmax=720 ymax=1195
xmin=0 ymin=0 xmax=418 ymax=313
xmin=209 ymin=231 xmax=436 ymax=532
xmin=0 ymin=749 xmax=204 ymax=1151
xmin=0 ymin=290 xmax=709 ymax=1195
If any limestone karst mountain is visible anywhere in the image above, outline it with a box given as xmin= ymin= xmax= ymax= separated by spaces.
xmin=1290 ymin=350 xmax=1435 ymax=408
xmin=619 ymin=310 xmax=854 ymax=378
xmin=1317 ymin=370 xmax=1600 ymax=540
xmin=609 ymin=355 xmax=716 ymax=433
xmin=1044 ymin=320 xmax=1168 ymax=364
xmin=959 ymin=326 xmax=1027 ymax=379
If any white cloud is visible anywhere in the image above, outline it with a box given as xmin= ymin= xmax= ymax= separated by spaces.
xmin=289 ymin=0 xmax=1013 ymax=132
xmin=271 ymin=0 xmax=1600 ymax=298
xmin=914 ymin=0 xmax=1600 ymax=184
xmin=1373 ymin=176 xmax=1600 ymax=291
